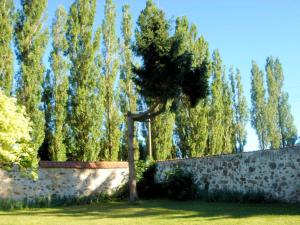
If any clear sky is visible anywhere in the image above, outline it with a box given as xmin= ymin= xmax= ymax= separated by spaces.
xmin=15 ymin=0 xmax=300 ymax=151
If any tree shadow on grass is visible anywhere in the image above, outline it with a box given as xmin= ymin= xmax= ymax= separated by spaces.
xmin=1 ymin=200 xmax=300 ymax=221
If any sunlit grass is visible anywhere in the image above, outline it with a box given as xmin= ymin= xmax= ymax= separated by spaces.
xmin=0 ymin=199 xmax=299 ymax=225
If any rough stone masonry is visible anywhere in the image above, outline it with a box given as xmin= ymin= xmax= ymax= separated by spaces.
xmin=1 ymin=148 xmax=299 ymax=202
xmin=0 ymin=161 xmax=128 ymax=201
xmin=155 ymin=147 xmax=300 ymax=202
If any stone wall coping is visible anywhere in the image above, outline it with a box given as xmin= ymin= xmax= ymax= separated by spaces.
xmin=156 ymin=146 xmax=300 ymax=164
xmin=39 ymin=161 xmax=128 ymax=169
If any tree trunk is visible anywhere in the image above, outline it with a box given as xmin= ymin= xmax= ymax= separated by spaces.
xmin=127 ymin=112 xmax=138 ymax=202
xmin=126 ymin=102 xmax=166 ymax=202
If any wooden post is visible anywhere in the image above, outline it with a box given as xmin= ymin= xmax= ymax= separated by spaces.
xmin=147 ymin=117 xmax=152 ymax=160
xmin=127 ymin=112 xmax=138 ymax=202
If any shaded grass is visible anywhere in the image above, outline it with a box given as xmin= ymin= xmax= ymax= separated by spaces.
xmin=0 ymin=199 xmax=299 ymax=225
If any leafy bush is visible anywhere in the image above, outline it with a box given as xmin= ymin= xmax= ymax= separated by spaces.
xmin=135 ymin=160 xmax=155 ymax=182
xmin=137 ymin=161 xmax=165 ymax=199
xmin=163 ymin=168 xmax=196 ymax=200
xmin=0 ymin=91 xmax=38 ymax=179
xmin=114 ymin=160 xmax=160 ymax=200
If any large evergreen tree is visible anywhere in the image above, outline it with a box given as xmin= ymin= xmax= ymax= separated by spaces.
xmin=119 ymin=4 xmax=139 ymax=160
xmin=0 ymin=0 xmax=14 ymax=95
xmin=47 ymin=7 xmax=69 ymax=161
xmin=250 ymin=61 xmax=268 ymax=150
xmin=128 ymin=0 xmax=209 ymax=201
xmin=229 ymin=67 xmax=248 ymax=152
xmin=14 ymin=0 xmax=49 ymax=151
xmin=101 ymin=0 xmax=122 ymax=160
xmin=66 ymin=0 xmax=102 ymax=161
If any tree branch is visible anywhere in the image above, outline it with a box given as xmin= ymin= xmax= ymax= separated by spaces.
xmin=130 ymin=102 xmax=160 ymax=120
xmin=132 ymin=102 xmax=167 ymax=122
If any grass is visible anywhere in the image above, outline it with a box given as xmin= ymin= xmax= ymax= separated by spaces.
xmin=0 ymin=199 xmax=299 ymax=225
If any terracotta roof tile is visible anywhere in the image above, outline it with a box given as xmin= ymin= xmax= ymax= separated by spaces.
xmin=39 ymin=161 xmax=128 ymax=169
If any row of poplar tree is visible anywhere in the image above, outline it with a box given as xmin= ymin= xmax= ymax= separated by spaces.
xmin=0 ymin=0 xmax=297 ymax=162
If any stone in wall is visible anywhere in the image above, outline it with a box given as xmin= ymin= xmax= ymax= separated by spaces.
xmin=155 ymin=147 xmax=300 ymax=203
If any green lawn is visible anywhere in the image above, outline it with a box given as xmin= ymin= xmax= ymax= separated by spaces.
xmin=0 ymin=200 xmax=299 ymax=225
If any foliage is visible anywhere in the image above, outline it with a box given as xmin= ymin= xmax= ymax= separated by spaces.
xmin=163 ymin=168 xmax=197 ymax=200
xmin=133 ymin=0 xmax=209 ymax=107
xmin=14 ymin=0 xmax=49 ymax=152
xmin=221 ymin=72 xmax=234 ymax=153
xmin=267 ymin=58 xmax=297 ymax=148
xmin=229 ymin=67 xmax=248 ymax=152
xmin=250 ymin=61 xmax=268 ymax=150
xmin=66 ymin=0 xmax=103 ymax=161
xmin=151 ymin=110 xmax=175 ymax=160
xmin=136 ymin=161 xmax=163 ymax=199
xmin=41 ymin=71 xmax=52 ymax=160
xmin=46 ymin=7 xmax=69 ymax=161
xmin=265 ymin=57 xmax=281 ymax=148
xmin=0 ymin=91 xmax=37 ymax=178
xmin=0 ymin=0 xmax=14 ymax=95
xmin=128 ymin=0 xmax=209 ymax=201
xmin=174 ymin=17 xmax=210 ymax=158
xmin=176 ymin=98 xmax=209 ymax=157
xmin=132 ymin=163 xmax=272 ymax=202
xmin=208 ymin=50 xmax=225 ymax=155
xmin=251 ymin=58 xmax=297 ymax=150
xmin=279 ymin=92 xmax=297 ymax=146
xmin=114 ymin=160 xmax=158 ymax=200
xmin=0 ymin=0 xmax=297 ymax=165
xmin=119 ymin=4 xmax=139 ymax=160
xmin=101 ymin=0 xmax=122 ymax=160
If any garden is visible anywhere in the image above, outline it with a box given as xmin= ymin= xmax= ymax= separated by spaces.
xmin=1 ymin=0 xmax=300 ymax=224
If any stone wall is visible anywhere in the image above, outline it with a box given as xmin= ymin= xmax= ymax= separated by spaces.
xmin=1 ymin=148 xmax=300 ymax=202
xmin=0 ymin=161 xmax=128 ymax=201
xmin=155 ymin=147 xmax=300 ymax=202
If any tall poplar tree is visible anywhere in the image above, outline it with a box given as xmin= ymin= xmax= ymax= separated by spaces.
xmin=229 ymin=67 xmax=248 ymax=152
xmin=14 ymin=0 xmax=48 ymax=151
xmin=151 ymin=110 xmax=175 ymax=160
xmin=119 ymin=4 xmax=139 ymax=160
xmin=0 ymin=0 xmax=14 ymax=95
xmin=47 ymin=7 xmax=69 ymax=161
xmin=250 ymin=61 xmax=268 ymax=150
xmin=101 ymin=0 xmax=122 ymax=160
xmin=208 ymin=50 xmax=224 ymax=155
xmin=265 ymin=57 xmax=281 ymax=148
xmin=278 ymin=92 xmax=297 ymax=146
xmin=274 ymin=59 xmax=297 ymax=147
xmin=221 ymin=72 xmax=234 ymax=153
xmin=66 ymin=0 xmax=102 ymax=161
xmin=41 ymin=71 xmax=52 ymax=160
xmin=174 ymin=17 xmax=210 ymax=157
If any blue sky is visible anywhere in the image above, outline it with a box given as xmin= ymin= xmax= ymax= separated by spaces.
xmin=15 ymin=0 xmax=300 ymax=151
